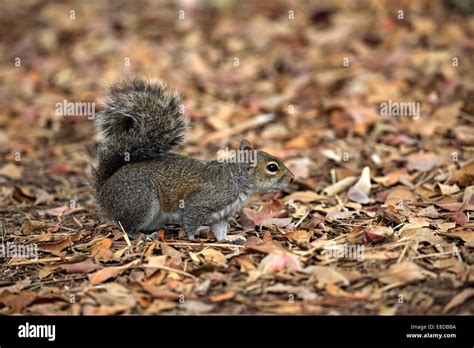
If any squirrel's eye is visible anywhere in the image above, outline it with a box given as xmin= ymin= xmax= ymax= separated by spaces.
xmin=266 ymin=163 xmax=279 ymax=174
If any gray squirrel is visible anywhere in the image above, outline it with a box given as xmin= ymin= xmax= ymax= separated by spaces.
xmin=91 ymin=77 xmax=295 ymax=241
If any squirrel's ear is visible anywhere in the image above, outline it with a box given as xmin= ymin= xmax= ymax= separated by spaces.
xmin=240 ymin=139 xmax=253 ymax=152
xmin=240 ymin=139 xmax=255 ymax=173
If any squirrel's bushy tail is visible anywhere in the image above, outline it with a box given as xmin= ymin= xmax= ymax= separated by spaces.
xmin=92 ymin=77 xmax=188 ymax=191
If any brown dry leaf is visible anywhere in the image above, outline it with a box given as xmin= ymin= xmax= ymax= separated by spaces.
xmin=418 ymin=205 xmax=440 ymax=218
xmin=436 ymin=202 xmax=474 ymax=212
xmin=365 ymin=226 xmax=393 ymax=243
xmin=144 ymin=300 xmax=177 ymax=314
xmin=180 ymin=300 xmax=214 ymax=314
xmin=89 ymin=282 xmax=137 ymax=310
xmin=406 ymin=152 xmax=438 ymax=172
xmin=448 ymin=160 xmax=474 ymax=186
xmin=303 ymin=265 xmax=349 ymax=289
xmin=261 ymin=217 xmax=292 ymax=228
xmin=43 ymin=206 xmax=87 ymax=217
xmin=284 ymin=230 xmax=313 ymax=245
xmin=325 ymin=283 xmax=368 ymax=300
xmin=385 ymin=186 xmax=416 ymax=206
xmin=209 ymin=291 xmax=236 ymax=303
xmin=200 ymin=248 xmax=227 ymax=267
xmin=438 ymin=183 xmax=460 ymax=195
xmin=258 ymin=252 xmax=302 ymax=274
xmin=60 ymin=258 xmax=100 ymax=274
xmin=38 ymin=239 xmax=73 ymax=257
xmin=82 ymin=303 xmax=129 ymax=315
xmin=283 ymin=190 xmax=325 ymax=203
xmin=443 ymin=289 xmax=474 ymax=313
xmin=445 ymin=230 xmax=473 ymax=242
xmin=379 ymin=261 xmax=428 ymax=285
xmin=0 ymin=278 xmax=31 ymax=295
xmin=0 ymin=163 xmax=23 ymax=180
xmin=34 ymin=189 xmax=54 ymax=205
xmin=38 ymin=265 xmax=60 ymax=279
xmin=242 ymin=199 xmax=285 ymax=225
xmin=400 ymin=228 xmax=443 ymax=245
xmin=146 ymin=255 xmax=168 ymax=268
xmin=90 ymin=238 xmax=113 ymax=260
xmin=88 ymin=260 xmax=138 ymax=285
xmin=265 ymin=283 xmax=318 ymax=300
xmin=0 ymin=290 xmax=37 ymax=313
xmin=21 ymin=220 xmax=48 ymax=235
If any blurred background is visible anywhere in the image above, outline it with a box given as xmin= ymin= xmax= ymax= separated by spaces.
xmin=0 ymin=0 xmax=473 ymax=316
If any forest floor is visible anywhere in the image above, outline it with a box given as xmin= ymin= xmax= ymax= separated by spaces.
xmin=0 ymin=0 xmax=473 ymax=315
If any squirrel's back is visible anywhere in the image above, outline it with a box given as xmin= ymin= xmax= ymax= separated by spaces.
xmin=91 ymin=77 xmax=189 ymax=191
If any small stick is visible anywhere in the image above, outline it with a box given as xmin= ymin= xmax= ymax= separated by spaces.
xmin=412 ymin=251 xmax=454 ymax=260
xmin=397 ymin=243 xmax=409 ymax=263
xmin=8 ymin=256 xmax=75 ymax=266
xmin=138 ymin=264 xmax=196 ymax=279
xmin=202 ymin=113 xmax=275 ymax=145
xmin=164 ymin=241 xmax=245 ymax=249
xmin=25 ymin=275 xmax=87 ymax=290
xmin=118 ymin=221 xmax=132 ymax=248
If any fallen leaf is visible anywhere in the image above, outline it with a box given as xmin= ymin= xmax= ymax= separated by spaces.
xmin=365 ymin=226 xmax=393 ymax=243
xmin=88 ymin=260 xmax=138 ymax=285
xmin=379 ymin=261 xmax=428 ymax=285
xmin=38 ymin=239 xmax=73 ymax=257
xmin=60 ymin=259 xmax=100 ymax=274
xmin=90 ymin=238 xmax=113 ymax=260
xmin=406 ymin=152 xmax=438 ymax=172
xmin=347 ymin=166 xmax=371 ymax=204
xmin=0 ymin=290 xmax=37 ymax=313
xmin=200 ymin=248 xmax=227 ymax=267
xmin=448 ymin=160 xmax=474 ymax=186
xmin=0 ymin=163 xmax=23 ymax=180
xmin=209 ymin=291 xmax=236 ymax=302
xmin=385 ymin=186 xmax=416 ymax=206
xmin=21 ymin=220 xmax=48 ymax=235
xmin=303 ymin=266 xmax=349 ymax=289
xmin=283 ymin=191 xmax=325 ymax=203
xmin=443 ymin=289 xmax=474 ymax=313
xmin=180 ymin=300 xmax=214 ymax=314
xmin=34 ymin=189 xmax=54 ymax=205
xmin=258 ymin=252 xmax=302 ymax=273
xmin=284 ymin=230 xmax=313 ymax=245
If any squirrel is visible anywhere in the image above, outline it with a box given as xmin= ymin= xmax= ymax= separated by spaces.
xmin=91 ymin=77 xmax=295 ymax=241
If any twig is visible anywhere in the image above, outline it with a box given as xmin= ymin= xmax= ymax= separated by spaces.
xmin=118 ymin=221 xmax=132 ymax=248
xmin=397 ymin=243 xmax=409 ymax=263
xmin=164 ymin=241 xmax=245 ymax=249
xmin=8 ymin=256 xmax=75 ymax=266
xmin=138 ymin=264 xmax=196 ymax=279
xmin=25 ymin=275 xmax=87 ymax=290
xmin=412 ymin=251 xmax=454 ymax=260
xmin=202 ymin=113 xmax=275 ymax=145
xmin=294 ymin=208 xmax=310 ymax=228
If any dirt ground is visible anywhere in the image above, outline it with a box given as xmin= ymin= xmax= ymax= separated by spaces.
xmin=1 ymin=0 xmax=473 ymax=315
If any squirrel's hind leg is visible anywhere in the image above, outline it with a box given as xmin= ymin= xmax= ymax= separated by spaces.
xmin=211 ymin=220 xmax=228 ymax=241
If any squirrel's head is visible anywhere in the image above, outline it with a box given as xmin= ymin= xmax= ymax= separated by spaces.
xmin=239 ymin=139 xmax=295 ymax=193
